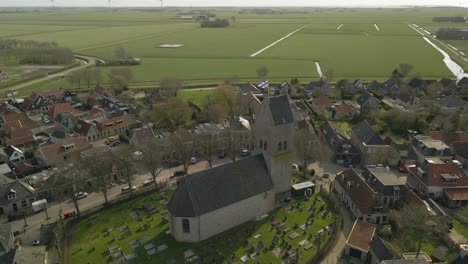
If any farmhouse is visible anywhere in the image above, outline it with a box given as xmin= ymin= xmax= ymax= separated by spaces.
xmin=168 ymin=94 xmax=294 ymax=242
xmin=351 ymin=120 xmax=392 ymax=165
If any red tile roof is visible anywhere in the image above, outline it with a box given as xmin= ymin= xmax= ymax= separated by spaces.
xmin=335 ymin=169 xmax=390 ymax=214
xmin=96 ymin=115 xmax=128 ymax=134
xmin=444 ymin=188 xmax=468 ymax=201
xmin=335 ymin=103 xmax=355 ymax=113
xmin=37 ymin=137 xmax=91 ymax=161
xmin=426 ymin=163 xmax=467 ymax=187
xmin=47 ymin=103 xmax=81 ymax=119
xmin=312 ymin=95 xmax=334 ymax=106
xmin=429 ymin=131 xmax=468 ymax=146
xmin=346 ymin=220 xmax=376 ymax=252
xmin=5 ymin=127 xmax=35 ymax=146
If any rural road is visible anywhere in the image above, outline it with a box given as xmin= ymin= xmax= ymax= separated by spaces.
xmin=3 ymin=54 xmax=103 ymax=92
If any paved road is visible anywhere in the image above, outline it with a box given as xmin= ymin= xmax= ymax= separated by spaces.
xmin=4 ymin=55 xmax=102 ymax=91
xmin=10 ymin=157 xmax=229 ymax=246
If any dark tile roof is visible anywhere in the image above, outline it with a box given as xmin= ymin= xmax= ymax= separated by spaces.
xmin=369 ymin=236 xmax=399 ymax=262
xmin=319 ymin=121 xmax=358 ymax=155
xmin=393 ymin=144 xmax=418 ymax=161
xmin=51 ymin=130 xmax=67 ymax=139
xmin=450 ymin=255 xmax=468 ymax=264
xmin=352 ymin=120 xmax=385 ymax=145
xmin=268 ymin=95 xmax=294 ymax=126
xmin=238 ymin=83 xmax=260 ymax=94
xmin=438 ymin=95 xmax=466 ymax=108
xmin=168 ymin=154 xmax=273 ymax=217
xmin=305 ymin=78 xmax=328 ymax=91
xmin=0 ymin=181 xmax=35 ymax=206
xmin=408 ymin=78 xmax=427 ymax=89
xmin=453 ymin=141 xmax=468 ymax=160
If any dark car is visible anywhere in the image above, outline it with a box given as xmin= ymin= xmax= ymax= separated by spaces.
xmin=218 ymin=150 xmax=226 ymax=159
xmin=240 ymin=149 xmax=250 ymax=157
xmin=171 ymin=170 xmax=185 ymax=178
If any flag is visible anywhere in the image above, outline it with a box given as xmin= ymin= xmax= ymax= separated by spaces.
xmin=257 ymin=80 xmax=269 ymax=89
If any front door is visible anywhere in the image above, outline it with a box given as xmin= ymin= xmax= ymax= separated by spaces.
xmin=0 ymin=207 xmax=4 ymax=215
xmin=376 ymin=216 xmax=381 ymax=224
xmin=12 ymin=203 xmax=18 ymax=212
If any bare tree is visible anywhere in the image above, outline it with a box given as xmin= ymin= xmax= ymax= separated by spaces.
xmin=160 ymin=76 xmax=183 ymax=97
xmin=215 ymin=84 xmax=240 ymax=118
xmin=295 ymin=127 xmax=331 ymax=179
xmin=171 ymin=131 xmax=194 ymax=174
xmin=139 ymin=140 xmax=164 ymax=190
xmin=82 ymin=154 xmax=113 ymax=206
xmin=112 ymin=147 xmax=137 ymax=194
xmin=199 ymin=132 xmax=217 ymax=168
xmin=399 ymin=63 xmax=414 ymax=78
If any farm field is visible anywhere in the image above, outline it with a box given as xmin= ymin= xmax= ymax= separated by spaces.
xmin=70 ymin=188 xmax=334 ymax=264
xmin=0 ymin=7 xmax=467 ymax=92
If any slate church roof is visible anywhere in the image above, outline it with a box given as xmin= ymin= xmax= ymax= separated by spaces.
xmin=168 ymin=154 xmax=273 ymax=217
xmin=268 ymin=95 xmax=294 ymax=126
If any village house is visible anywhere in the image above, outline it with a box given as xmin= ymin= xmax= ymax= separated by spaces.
xmin=4 ymin=127 xmax=35 ymax=148
xmin=20 ymin=89 xmax=73 ymax=114
xmin=410 ymin=135 xmax=452 ymax=164
xmin=407 ymin=78 xmax=428 ymax=90
xmin=333 ymin=169 xmax=390 ymax=225
xmin=0 ymin=146 xmax=25 ymax=164
xmin=351 ymin=120 xmax=392 ymax=165
xmin=358 ymin=95 xmax=380 ymax=113
xmin=390 ymin=143 xmax=418 ymax=169
xmin=406 ymin=158 xmax=468 ymax=207
xmin=129 ymin=126 xmax=155 ymax=146
xmin=395 ymin=93 xmax=420 ymax=108
xmin=369 ymin=236 xmax=399 ymax=264
xmin=362 ymin=167 xmax=405 ymax=208
xmin=345 ymin=220 xmax=376 ymax=261
xmin=0 ymin=179 xmax=36 ymax=216
xmin=304 ymin=78 xmax=330 ymax=97
xmin=1 ymin=110 xmax=40 ymax=134
xmin=47 ymin=102 xmax=81 ymax=120
xmin=332 ymin=103 xmax=355 ymax=120
xmin=319 ymin=121 xmax=360 ymax=166
xmin=436 ymin=95 xmax=466 ymax=111
xmin=76 ymin=113 xmax=128 ymax=142
xmin=428 ymin=131 xmax=468 ymax=147
xmin=35 ymin=137 xmax=92 ymax=167
xmin=311 ymin=95 xmax=334 ymax=112
xmin=168 ymin=94 xmax=294 ymax=242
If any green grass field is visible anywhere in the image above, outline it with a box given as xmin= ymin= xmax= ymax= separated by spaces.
xmin=0 ymin=7 xmax=466 ymax=92
xmin=70 ymin=189 xmax=334 ymax=264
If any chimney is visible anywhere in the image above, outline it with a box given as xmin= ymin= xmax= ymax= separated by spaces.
xmin=347 ymin=181 xmax=353 ymax=189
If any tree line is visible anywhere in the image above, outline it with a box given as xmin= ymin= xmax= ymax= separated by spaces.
xmin=0 ymin=39 xmax=74 ymax=65
xmin=432 ymin=16 xmax=466 ymax=23
xmin=200 ymin=18 xmax=230 ymax=28
xmin=436 ymin=28 xmax=468 ymax=40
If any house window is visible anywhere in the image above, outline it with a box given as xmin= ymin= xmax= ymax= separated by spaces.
xmin=283 ymin=141 xmax=288 ymax=150
xmin=21 ymin=200 xmax=27 ymax=207
xmin=7 ymin=192 xmax=16 ymax=200
xmin=259 ymin=140 xmax=263 ymax=149
xmin=264 ymin=142 xmax=267 ymax=151
xmin=382 ymin=216 xmax=387 ymax=223
xmin=278 ymin=142 xmax=283 ymax=151
xmin=182 ymin=219 xmax=190 ymax=233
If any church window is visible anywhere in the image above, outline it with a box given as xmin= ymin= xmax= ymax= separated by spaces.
xmin=278 ymin=142 xmax=283 ymax=151
xmin=182 ymin=219 xmax=190 ymax=233
xmin=264 ymin=142 xmax=267 ymax=151
xmin=259 ymin=140 xmax=263 ymax=149
xmin=283 ymin=141 xmax=288 ymax=150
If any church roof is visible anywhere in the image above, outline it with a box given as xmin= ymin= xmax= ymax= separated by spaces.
xmin=268 ymin=95 xmax=294 ymax=126
xmin=168 ymin=154 xmax=273 ymax=217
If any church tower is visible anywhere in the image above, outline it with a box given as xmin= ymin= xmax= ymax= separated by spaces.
xmin=255 ymin=94 xmax=294 ymax=195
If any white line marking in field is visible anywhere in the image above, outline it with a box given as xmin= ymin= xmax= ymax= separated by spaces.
xmin=461 ymin=52 xmax=466 ymax=56
xmin=374 ymin=24 xmax=380 ymax=31
xmin=408 ymin=24 xmax=424 ymax=36
xmin=315 ymin=62 xmax=323 ymax=77
xmin=249 ymin=26 xmax=305 ymax=57
xmin=363 ymin=32 xmax=369 ymax=36
xmin=337 ymin=24 xmax=343 ymax=30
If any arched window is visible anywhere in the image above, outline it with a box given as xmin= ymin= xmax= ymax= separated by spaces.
xmin=264 ymin=141 xmax=268 ymax=151
xmin=182 ymin=219 xmax=190 ymax=233
xmin=283 ymin=141 xmax=288 ymax=150
xmin=259 ymin=140 xmax=263 ymax=149
xmin=278 ymin=142 xmax=283 ymax=151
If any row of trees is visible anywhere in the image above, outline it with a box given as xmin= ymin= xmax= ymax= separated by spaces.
xmin=0 ymin=39 xmax=74 ymax=65
xmin=67 ymin=67 xmax=134 ymax=93
xmin=200 ymin=18 xmax=230 ymax=28
xmin=432 ymin=16 xmax=466 ymax=23
xmin=436 ymin=28 xmax=468 ymax=40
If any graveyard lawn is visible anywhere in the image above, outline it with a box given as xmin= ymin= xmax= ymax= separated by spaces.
xmin=70 ymin=189 xmax=334 ymax=264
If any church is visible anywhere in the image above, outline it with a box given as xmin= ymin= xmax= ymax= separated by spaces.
xmin=168 ymin=94 xmax=295 ymax=242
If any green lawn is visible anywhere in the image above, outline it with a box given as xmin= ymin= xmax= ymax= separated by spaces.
xmin=453 ymin=220 xmax=468 ymax=238
xmin=178 ymin=89 xmax=216 ymax=107
xmin=334 ymin=121 xmax=353 ymax=133
xmin=70 ymin=189 xmax=334 ymax=264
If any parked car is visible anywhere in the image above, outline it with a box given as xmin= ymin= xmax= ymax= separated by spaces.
xmin=172 ymin=170 xmax=185 ymax=178
xmin=74 ymin=192 xmax=88 ymax=200
xmin=63 ymin=210 xmax=77 ymax=219
xmin=142 ymin=179 xmax=154 ymax=187
xmin=218 ymin=150 xmax=226 ymax=159
xmin=121 ymin=186 xmax=137 ymax=193
xmin=33 ymin=240 xmax=41 ymax=246
xmin=42 ymin=116 xmax=52 ymax=124
xmin=109 ymin=141 xmax=121 ymax=147
xmin=240 ymin=149 xmax=250 ymax=157
xmin=104 ymin=136 xmax=118 ymax=145
xmin=190 ymin=157 xmax=198 ymax=164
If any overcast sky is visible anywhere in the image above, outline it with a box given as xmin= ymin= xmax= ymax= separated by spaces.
xmin=1 ymin=0 xmax=467 ymax=7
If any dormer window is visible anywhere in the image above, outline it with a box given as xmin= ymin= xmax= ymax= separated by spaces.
xmin=63 ymin=143 xmax=75 ymax=151
xmin=116 ymin=120 xmax=123 ymax=125
xmin=7 ymin=189 xmax=16 ymax=200
xmin=106 ymin=123 xmax=113 ymax=127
